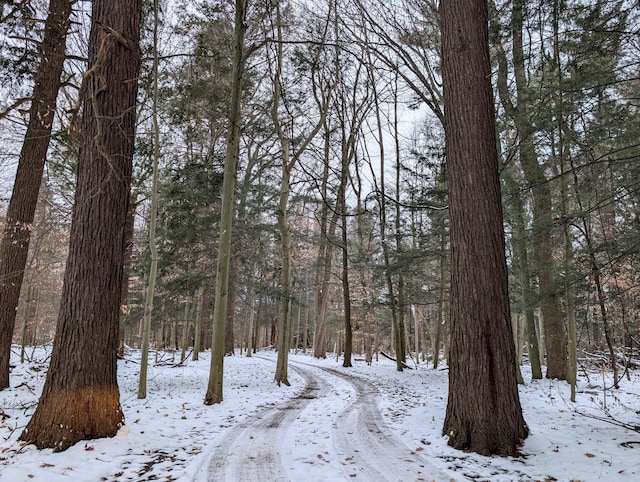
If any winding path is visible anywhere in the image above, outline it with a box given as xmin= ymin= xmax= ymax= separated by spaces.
xmin=197 ymin=360 xmax=455 ymax=481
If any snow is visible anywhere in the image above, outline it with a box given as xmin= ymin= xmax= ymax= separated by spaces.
xmin=1 ymin=345 xmax=639 ymax=481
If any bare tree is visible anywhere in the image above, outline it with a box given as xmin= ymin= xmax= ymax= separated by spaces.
xmin=269 ymin=0 xmax=336 ymax=384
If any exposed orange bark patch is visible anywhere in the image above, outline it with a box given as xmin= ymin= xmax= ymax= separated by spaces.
xmin=20 ymin=386 xmax=124 ymax=452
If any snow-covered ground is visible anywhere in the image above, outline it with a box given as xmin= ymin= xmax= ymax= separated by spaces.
xmin=0 ymin=345 xmax=638 ymax=481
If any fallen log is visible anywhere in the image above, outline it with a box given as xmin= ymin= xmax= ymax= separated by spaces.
xmin=380 ymin=351 xmax=413 ymax=369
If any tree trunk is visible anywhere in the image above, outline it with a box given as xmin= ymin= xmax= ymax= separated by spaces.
xmin=138 ymin=0 xmax=161 ymax=399
xmin=225 ymin=257 xmax=236 ymax=355
xmin=180 ymin=298 xmax=191 ymax=363
xmin=193 ymin=286 xmax=203 ymax=360
xmin=498 ymin=0 xmax=567 ymax=379
xmin=204 ymin=0 xmax=246 ymax=405
xmin=413 ymin=305 xmax=420 ymax=364
xmin=503 ymin=169 xmax=543 ymax=380
xmin=274 ymin=141 xmax=292 ymax=386
xmin=119 ymin=192 xmax=138 ymax=358
xmin=271 ymin=0 xmax=333 ymax=369
xmin=19 ymin=283 xmax=33 ymax=364
xmin=393 ymin=89 xmax=407 ymax=363
xmin=440 ymin=0 xmax=528 ymax=456
xmin=340 ymin=165 xmax=352 ymax=368
xmin=0 ymin=0 xmax=72 ymax=390
xmin=434 ymin=230 xmax=447 ymax=368
xmin=20 ymin=0 xmax=142 ymax=450
xmin=367 ymin=58 xmax=402 ymax=371
xmin=302 ymin=289 xmax=309 ymax=354
xmin=312 ymin=205 xmax=337 ymax=359
xmin=512 ymin=315 xmax=525 ymax=385
xmin=246 ymin=284 xmax=255 ymax=357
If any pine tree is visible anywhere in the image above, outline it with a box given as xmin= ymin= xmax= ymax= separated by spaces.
xmin=20 ymin=0 xmax=142 ymax=450
xmin=440 ymin=0 xmax=528 ymax=456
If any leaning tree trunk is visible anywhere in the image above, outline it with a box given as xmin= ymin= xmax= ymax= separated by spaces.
xmin=440 ymin=0 xmax=528 ymax=456
xmin=20 ymin=0 xmax=142 ymax=451
xmin=0 ymin=0 xmax=71 ymax=390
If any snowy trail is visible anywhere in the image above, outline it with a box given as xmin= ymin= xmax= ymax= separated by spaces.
xmin=195 ymin=365 xmax=329 ymax=481
xmin=197 ymin=358 xmax=455 ymax=482
xmin=322 ymin=365 xmax=454 ymax=482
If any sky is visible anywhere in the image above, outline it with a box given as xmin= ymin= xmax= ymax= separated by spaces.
xmin=0 ymin=346 xmax=638 ymax=481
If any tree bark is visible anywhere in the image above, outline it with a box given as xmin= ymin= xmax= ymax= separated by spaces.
xmin=20 ymin=0 xmax=142 ymax=450
xmin=440 ymin=0 xmax=528 ymax=456
xmin=0 ymin=0 xmax=72 ymax=390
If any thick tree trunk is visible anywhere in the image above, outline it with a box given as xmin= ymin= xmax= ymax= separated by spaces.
xmin=0 ymin=0 xmax=71 ymax=390
xmin=20 ymin=0 xmax=142 ymax=450
xmin=440 ymin=0 xmax=528 ymax=456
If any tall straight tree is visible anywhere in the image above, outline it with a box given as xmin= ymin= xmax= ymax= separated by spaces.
xmin=20 ymin=0 xmax=142 ymax=450
xmin=440 ymin=0 xmax=528 ymax=456
xmin=204 ymin=0 xmax=247 ymax=405
xmin=0 ymin=0 xmax=72 ymax=390
xmin=138 ymin=0 xmax=162 ymax=400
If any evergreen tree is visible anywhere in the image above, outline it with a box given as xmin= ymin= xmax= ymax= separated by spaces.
xmin=440 ymin=0 xmax=528 ymax=456
xmin=20 ymin=0 xmax=142 ymax=450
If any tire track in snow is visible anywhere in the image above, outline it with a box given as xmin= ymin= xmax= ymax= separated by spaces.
xmin=318 ymin=365 xmax=454 ymax=482
xmin=198 ymin=365 xmax=329 ymax=482
xmin=198 ymin=359 xmax=455 ymax=481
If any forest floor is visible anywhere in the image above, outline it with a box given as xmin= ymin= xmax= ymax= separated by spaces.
xmin=0 ymin=345 xmax=638 ymax=481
